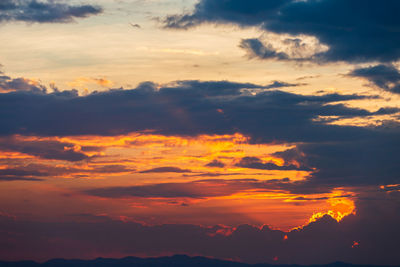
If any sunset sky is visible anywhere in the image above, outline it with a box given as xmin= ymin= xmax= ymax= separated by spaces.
xmin=1 ymin=0 xmax=400 ymax=265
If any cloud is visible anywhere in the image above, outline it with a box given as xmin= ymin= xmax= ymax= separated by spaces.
xmin=1 ymin=190 xmax=400 ymax=265
xmin=0 ymin=74 xmax=47 ymax=93
xmin=139 ymin=167 xmax=192 ymax=173
xmin=0 ymin=163 xmax=134 ymax=181
xmin=0 ymin=165 xmax=54 ymax=181
xmin=0 ymin=0 xmax=102 ymax=24
xmin=236 ymin=156 xmax=311 ymax=171
xmin=163 ymin=0 xmax=400 ymax=63
xmin=1 ymin=76 xmax=399 ymax=190
xmin=239 ymin=38 xmax=323 ymax=62
xmin=205 ymin=160 xmax=225 ymax=168
xmin=264 ymin=80 xmax=303 ymax=89
xmin=95 ymin=165 xmax=134 ymax=174
xmin=349 ymin=64 xmax=400 ymax=94
xmin=182 ymin=172 xmax=244 ymax=178
xmin=239 ymin=38 xmax=291 ymax=61
xmin=272 ymin=135 xmax=400 ymax=192
xmin=0 ymin=136 xmax=94 ymax=162
xmin=165 ymin=80 xmax=303 ymax=96
xmin=0 ymin=78 xmax=383 ymax=140
xmin=130 ymin=22 xmax=141 ymax=29
xmin=0 ymin=174 xmax=43 ymax=181
xmin=85 ymin=178 xmax=290 ymax=199
xmin=67 ymin=77 xmax=114 ymax=90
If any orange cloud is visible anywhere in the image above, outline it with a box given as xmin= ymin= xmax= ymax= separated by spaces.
xmin=307 ymin=191 xmax=356 ymax=224
xmin=67 ymin=77 xmax=113 ymax=91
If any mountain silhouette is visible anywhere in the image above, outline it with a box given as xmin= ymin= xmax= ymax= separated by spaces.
xmin=0 ymin=255 xmax=393 ymax=267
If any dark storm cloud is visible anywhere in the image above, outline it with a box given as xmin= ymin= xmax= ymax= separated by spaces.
xmin=349 ymin=64 xmax=400 ymax=94
xmin=236 ymin=156 xmax=311 ymax=171
xmin=163 ymin=0 xmax=400 ymax=63
xmin=0 ymin=0 xmax=102 ymax=24
xmin=139 ymin=167 xmax=192 ymax=173
xmin=1 ymin=190 xmax=400 ymax=265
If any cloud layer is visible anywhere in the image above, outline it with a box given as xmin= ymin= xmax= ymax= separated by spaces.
xmin=0 ymin=79 xmax=385 ymax=139
xmin=1 ymin=77 xmax=399 ymax=190
xmin=0 ymin=0 xmax=102 ymax=24
xmin=163 ymin=0 xmax=400 ymax=63
xmin=1 ymin=190 xmax=400 ymax=265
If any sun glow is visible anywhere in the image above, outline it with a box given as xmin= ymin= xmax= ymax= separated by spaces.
xmin=308 ymin=191 xmax=356 ymax=224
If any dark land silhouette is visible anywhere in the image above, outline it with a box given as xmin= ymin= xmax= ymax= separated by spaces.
xmin=0 ymin=255 xmax=395 ymax=267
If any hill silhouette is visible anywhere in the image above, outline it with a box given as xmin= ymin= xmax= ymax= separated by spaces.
xmin=0 ymin=255 xmax=393 ymax=267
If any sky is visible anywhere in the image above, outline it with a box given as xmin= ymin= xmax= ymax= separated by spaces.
xmin=0 ymin=0 xmax=400 ymax=265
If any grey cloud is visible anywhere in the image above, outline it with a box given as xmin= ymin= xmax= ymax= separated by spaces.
xmin=0 ymin=75 xmax=47 ymax=93
xmin=240 ymin=38 xmax=291 ymax=61
xmin=236 ymin=156 xmax=311 ymax=171
xmin=139 ymin=167 xmax=192 ymax=174
xmin=0 ymin=79 xmax=384 ymax=141
xmin=0 ymin=0 xmax=102 ymax=24
xmin=272 ymin=135 xmax=400 ymax=193
xmin=0 ymin=136 xmax=92 ymax=162
xmin=0 ymin=163 xmax=133 ymax=181
xmin=349 ymin=64 xmax=400 ymax=94
xmin=205 ymin=160 xmax=225 ymax=168
xmin=163 ymin=0 xmax=400 ymax=63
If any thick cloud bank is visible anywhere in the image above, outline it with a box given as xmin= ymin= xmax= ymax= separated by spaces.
xmin=1 ymin=78 xmax=399 ymax=189
xmin=163 ymin=0 xmax=400 ymax=63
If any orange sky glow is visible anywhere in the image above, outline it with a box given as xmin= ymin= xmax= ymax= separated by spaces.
xmin=0 ymin=133 xmax=355 ymax=231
